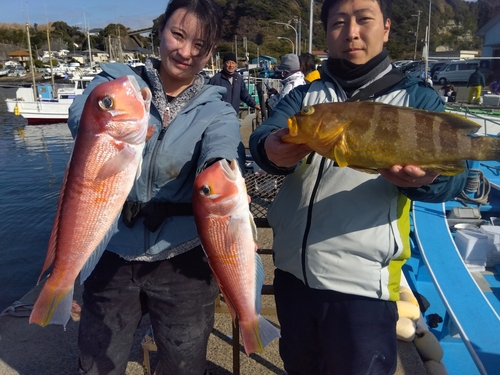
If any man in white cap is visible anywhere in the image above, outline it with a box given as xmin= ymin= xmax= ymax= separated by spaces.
xmin=267 ymin=53 xmax=306 ymax=111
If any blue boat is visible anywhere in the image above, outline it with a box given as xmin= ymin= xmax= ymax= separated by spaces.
xmin=405 ymin=160 xmax=500 ymax=374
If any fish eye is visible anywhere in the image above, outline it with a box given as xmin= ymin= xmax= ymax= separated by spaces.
xmin=99 ymin=95 xmax=114 ymax=110
xmin=301 ymin=106 xmax=314 ymax=116
xmin=200 ymin=185 xmax=211 ymax=196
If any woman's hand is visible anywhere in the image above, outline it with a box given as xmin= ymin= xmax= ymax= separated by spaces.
xmin=264 ymin=128 xmax=312 ymax=168
xmin=378 ymin=165 xmax=439 ymax=188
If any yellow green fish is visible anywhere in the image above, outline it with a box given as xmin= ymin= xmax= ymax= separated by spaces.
xmin=283 ymin=101 xmax=500 ymax=175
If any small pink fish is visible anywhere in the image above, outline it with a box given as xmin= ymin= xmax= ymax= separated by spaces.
xmin=30 ymin=75 xmax=151 ymax=326
xmin=193 ymin=159 xmax=280 ymax=355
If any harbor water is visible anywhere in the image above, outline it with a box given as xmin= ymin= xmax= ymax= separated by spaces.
xmin=0 ymin=94 xmax=74 ymax=312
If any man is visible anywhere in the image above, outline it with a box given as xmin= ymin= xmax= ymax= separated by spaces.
xmin=208 ymin=52 xmax=261 ymax=114
xmin=249 ymin=0 xmax=468 ymax=374
xmin=467 ymin=66 xmax=486 ymax=104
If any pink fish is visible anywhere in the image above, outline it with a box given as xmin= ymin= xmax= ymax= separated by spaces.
xmin=193 ymin=159 xmax=280 ymax=355
xmin=30 ymin=75 xmax=151 ymax=327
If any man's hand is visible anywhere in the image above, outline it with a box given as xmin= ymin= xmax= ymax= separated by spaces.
xmin=378 ymin=165 xmax=439 ymax=188
xmin=264 ymin=128 xmax=312 ymax=168
xmin=255 ymin=105 xmax=261 ymax=111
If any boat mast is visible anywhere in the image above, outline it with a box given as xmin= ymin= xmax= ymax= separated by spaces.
xmin=25 ymin=22 xmax=37 ymax=101
xmin=87 ymin=28 xmax=92 ymax=68
xmin=84 ymin=12 xmax=92 ymax=69
xmin=46 ymin=22 xmax=56 ymax=97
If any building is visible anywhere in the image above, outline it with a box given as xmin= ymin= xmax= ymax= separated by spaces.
xmin=7 ymin=50 xmax=30 ymax=66
xmin=476 ymin=12 xmax=500 ymax=78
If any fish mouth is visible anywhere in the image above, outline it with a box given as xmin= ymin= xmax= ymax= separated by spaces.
xmin=220 ymin=159 xmax=238 ymax=182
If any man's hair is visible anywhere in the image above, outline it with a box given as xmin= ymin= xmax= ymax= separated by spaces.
xmin=320 ymin=0 xmax=391 ymax=31
xmin=158 ymin=0 xmax=222 ymax=57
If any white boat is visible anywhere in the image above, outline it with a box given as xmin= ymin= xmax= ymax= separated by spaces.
xmin=5 ymin=76 xmax=94 ymax=125
xmin=445 ymin=105 xmax=500 ymax=135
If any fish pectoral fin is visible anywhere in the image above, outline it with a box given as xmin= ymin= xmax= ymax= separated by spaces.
xmin=96 ymin=144 xmax=136 ymax=181
xmin=420 ymin=161 xmax=467 ymax=176
xmin=333 ymin=145 xmax=348 ymax=167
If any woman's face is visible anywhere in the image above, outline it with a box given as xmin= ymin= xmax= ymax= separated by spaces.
xmin=158 ymin=8 xmax=212 ymax=85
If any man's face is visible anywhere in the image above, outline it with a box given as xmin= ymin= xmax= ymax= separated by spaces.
xmin=224 ymin=60 xmax=237 ymax=73
xmin=326 ymin=0 xmax=390 ymax=65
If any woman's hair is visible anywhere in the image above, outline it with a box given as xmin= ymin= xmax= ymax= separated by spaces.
xmin=158 ymin=0 xmax=222 ymax=57
xmin=320 ymin=0 xmax=390 ymax=31
xmin=299 ymin=53 xmax=316 ymax=74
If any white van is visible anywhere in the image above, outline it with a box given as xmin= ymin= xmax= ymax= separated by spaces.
xmin=433 ymin=60 xmax=480 ymax=85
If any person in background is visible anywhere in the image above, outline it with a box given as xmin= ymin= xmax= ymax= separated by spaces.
xmin=299 ymin=52 xmax=321 ymax=83
xmin=441 ymin=81 xmax=457 ymax=103
xmin=467 ymin=66 xmax=486 ymax=104
xmin=489 ymin=76 xmax=499 ymax=95
xmin=249 ymin=0 xmax=468 ymax=374
xmin=67 ymin=0 xmax=244 ymax=374
xmin=208 ymin=52 xmax=261 ymax=115
xmin=267 ymin=53 xmax=306 ymax=111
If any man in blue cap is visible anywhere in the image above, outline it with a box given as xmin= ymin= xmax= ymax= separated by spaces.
xmin=209 ymin=52 xmax=261 ymax=115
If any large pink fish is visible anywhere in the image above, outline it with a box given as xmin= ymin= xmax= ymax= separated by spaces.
xmin=30 ymin=75 xmax=151 ymax=327
xmin=193 ymin=159 xmax=280 ymax=355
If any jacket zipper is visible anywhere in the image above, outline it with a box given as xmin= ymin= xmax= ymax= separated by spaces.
xmin=301 ymin=156 xmax=327 ymax=286
xmin=144 ymin=106 xmax=170 ymax=250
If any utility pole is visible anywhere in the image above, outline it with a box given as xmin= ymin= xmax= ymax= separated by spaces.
xmin=234 ymin=35 xmax=238 ymax=62
xmin=308 ymin=0 xmax=313 ymax=53
xmin=411 ymin=10 xmax=421 ymax=60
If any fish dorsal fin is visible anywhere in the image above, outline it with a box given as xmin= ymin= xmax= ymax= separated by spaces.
xmin=38 ymin=163 xmax=71 ymax=283
xmin=96 ymin=144 xmax=137 ymax=181
xmin=436 ymin=112 xmax=481 ymax=134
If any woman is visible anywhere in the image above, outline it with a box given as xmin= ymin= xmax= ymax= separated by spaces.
xmin=67 ymin=0 xmax=243 ymax=374
xmin=299 ymin=52 xmax=321 ymax=83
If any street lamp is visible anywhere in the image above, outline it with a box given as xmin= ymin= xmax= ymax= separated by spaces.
xmin=277 ymin=37 xmax=295 ymax=54
xmin=274 ymin=21 xmax=298 ymax=55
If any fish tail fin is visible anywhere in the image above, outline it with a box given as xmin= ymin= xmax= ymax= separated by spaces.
xmin=29 ymin=283 xmax=73 ymax=327
xmin=472 ymin=136 xmax=500 ymax=161
xmin=238 ymin=252 xmax=280 ymax=355
xmin=240 ymin=315 xmax=280 ymax=355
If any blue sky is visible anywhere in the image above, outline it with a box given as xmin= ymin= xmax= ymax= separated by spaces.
xmin=0 ymin=0 xmax=167 ymax=30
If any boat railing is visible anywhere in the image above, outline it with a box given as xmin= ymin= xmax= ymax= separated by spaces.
xmin=411 ymin=200 xmax=500 ymax=374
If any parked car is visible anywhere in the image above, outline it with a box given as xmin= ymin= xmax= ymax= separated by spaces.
xmin=392 ymin=60 xmax=413 ymax=69
xmin=433 ymin=60 xmax=481 ymax=84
